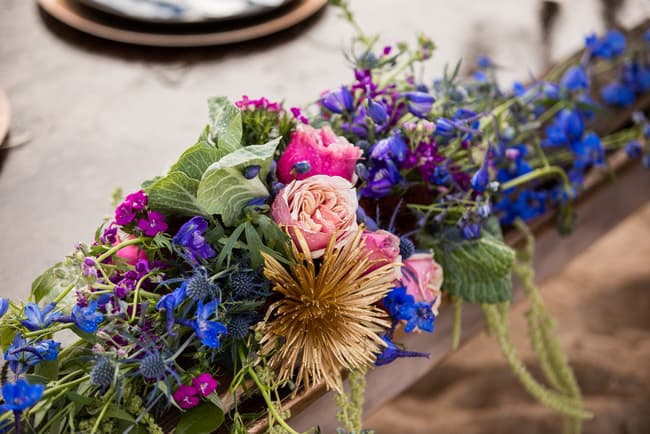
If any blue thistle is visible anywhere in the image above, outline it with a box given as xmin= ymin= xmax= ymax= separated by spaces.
xmin=90 ymin=357 xmax=115 ymax=387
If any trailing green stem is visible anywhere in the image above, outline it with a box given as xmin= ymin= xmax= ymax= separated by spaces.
xmin=452 ymin=295 xmax=463 ymax=350
xmin=335 ymin=368 xmax=367 ymax=433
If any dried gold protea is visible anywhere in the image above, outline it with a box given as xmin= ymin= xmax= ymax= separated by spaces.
xmin=259 ymin=227 xmax=397 ymax=392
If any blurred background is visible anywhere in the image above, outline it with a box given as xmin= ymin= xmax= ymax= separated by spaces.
xmin=1 ymin=1 xmax=649 ymax=433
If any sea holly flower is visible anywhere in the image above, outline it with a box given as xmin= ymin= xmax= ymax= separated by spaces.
xmin=192 ymin=300 xmax=227 ymax=349
xmin=271 ymin=175 xmax=358 ymax=258
xmin=276 ymin=124 xmax=362 ymax=183
xmin=173 ymin=385 xmax=200 ymax=410
xmin=0 ymin=379 xmax=44 ymax=414
xmin=192 ymin=373 xmax=218 ymax=397
xmin=72 ymin=300 xmax=104 ymax=333
xmin=321 ymin=86 xmax=354 ymax=114
xmin=0 ymin=298 xmax=9 ymax=319
xmin=137 ymin=211 xmax=168 ymax=237
xmin=172 ymin=216 xmax=216 ymax=263
xmin=375 ymin=335 xmax=428 ymax=366
xmin=21 ymin=302 xmax=62 ymax=331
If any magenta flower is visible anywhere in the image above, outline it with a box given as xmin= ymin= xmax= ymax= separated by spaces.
xmin=125 ymin=190 xmax=148 ymax=210
xmin=173 ymin=385 xmax=200 ymax=409
xmin=192 ymin=373 xmax=218 ymax=397
xmin=115 ymin=202 xmax=135 ymax=226
xmin=276 ymin=125 xmax=362 ymax=184
xmin=137 ymin=211 xmax=168 ymax=237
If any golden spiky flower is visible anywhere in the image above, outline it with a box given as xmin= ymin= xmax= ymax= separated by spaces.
xmin=259 ymin=227 xmax=397 ymax=393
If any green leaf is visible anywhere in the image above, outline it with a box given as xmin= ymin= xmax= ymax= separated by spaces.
xmin=252 ymin=213 xmax=289 ymax=251
xmin=0 ymin=325 xmax=17 ymax=352
xmin=197 ymin=167 xmax=269 ymax=226
xmin=105 ymin=406 xmax=136 ymax=423
xmin=175 ymin=401 xmax=224 ymax=434
xmin=31 ymin=261 xmax=79 ymax=307
xmin=420 ymin=221 xmax=515 ymax=303
xmin=170 ymin=141 xmax=226 ymax=181
xmin=35 ymin=360 xmax=59 ymax=381
xmin=208 ymin=97 xmax=242 ymax=152
xmin=244 ymin=222 xmax=264 ymax=269
xmin=216 ymin=222 xmax=247 ymax=268
xmin=146 ymin=171 xmax=209 ymax=217
xmin=204 ymin=136 xmax=281 ymax=179
xmin=66 ymin=391 xmax=96 ymax=407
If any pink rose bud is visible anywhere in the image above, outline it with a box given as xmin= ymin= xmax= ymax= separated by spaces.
xmin=113 ymin=235 xmax=147 ymax=265
xmin=361 ymin=230 xmax=402 ymax=279
xmin=271 ymin=175 xmax=358 ymax=258
xmin=402 ymin=252 xmax=443 ymax=314
xmin=277 ymin=124 xmax=362 ymax=184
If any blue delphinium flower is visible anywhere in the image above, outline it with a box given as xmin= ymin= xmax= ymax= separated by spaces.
xmin=5 ymin=335 xmax=60 ymax=374
xmin=156 ymin=285 xmax=186 ymax=335
xmin=0 ymin=379 xmax=44 ymax=415
xmin=192 ymin=300 xmax=227 ymax=349
xmin=477 ymin=55 xmax=492 ymax=69
xmin=402 ymin=302 xmax=435 ymax=333
xmin=560 ymin=65 xmax=589 ymax=91
xmin=434 ymin=117 xmax=456 ymax=138
xmin=321 ymin=86 xmax=354 ymax=114
xmin=0 ymin=298 xmax=8 ymax=319
xmin=375 ymin=335 xmax=429 ymax=366
xmin=383 ymin=286 xmax=435 ymax=333
xmin=367 ymin=98 xmax=388 ymax=125
xmin=571 ymin=132 xmax=604 ymax=168
xmin=172 ymin=216 xmax=216 ymax=263
xmin=586 ymin=30 xmax=626 ymax=59
xmin=403 ymin=91 xmax=435 ymax=118
xmin=601 ymin=82 xmax=636 ymax=107
xmin=625 ymin=140 xmax=642 ymax=158
xmin=383 ymin=286 xmax=413 ymax=319
xmin=21 ymin=302 xmax=62 ymax=332
xmin=544 ymin=109 xmax=584 ymax=146
xmin=370 ymin=132 xmax=408 ymax=164
xmin=71 ymin=300 xmax=104 ymax=333
xmin=471 ymin=147 xmax=491 ymax=193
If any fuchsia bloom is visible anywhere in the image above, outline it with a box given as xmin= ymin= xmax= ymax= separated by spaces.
xmin=173 ymin=385 xmax=200 ymax=410
xmin=276 ymin=125 xmax=362 ymax=184
xmin=361 ymin=230 xmax=402 ymax=279
xmin=137 ymin=211 xmax=168 ymax=237
xmin=192 ymin=373 xmax=218 ymax=397
xmin=125 ymin=190 xmax=148 ymax=210
xmin=115 ymin=203 xmax=135 ymax=226
xmin=235 ymin=95 xmax=281 ymax=112
xmin=402 ymin=252 xmax=443 ymax=315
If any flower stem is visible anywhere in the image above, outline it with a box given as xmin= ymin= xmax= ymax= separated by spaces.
xmin=501 ymin=165 xmax=571 ymax=194
xmin=451 ymin=295 xmax=463 ymax=350
xmin=91 ymin=390 xmax=115 ymax=434
xmin=96 ymin=238 xmax=142 ymax=263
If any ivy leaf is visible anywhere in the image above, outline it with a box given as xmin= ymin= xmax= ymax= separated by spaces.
xmin=146 ymin=171 xmax=210 ymax=217
xmin=196 ymin=167 xmax=269 ymax=226
xmin=175 ymin=402 xmax=224 ymax=434
xmin=420 ymin=219 xmax=514 ymax=303
xmin=208 ymin=97 xmax=242 ymax=153
xmin=169 ymin=141 xmax=226 ymax=181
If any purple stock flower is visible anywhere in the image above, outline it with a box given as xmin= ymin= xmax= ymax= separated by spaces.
xmin=137 ymin=211 xmax=168 ymax=237
xmin=172 ymin=216 xmax=216 ymax=263
xmin=100 ymin=223 xmax=118 ymax=244
xmin=125 ymin=190 xmax=148 ymax=210
xmin=115 ymin=202 xmax=135 ymax=226
xmin=192 ymin=372 xmax=218 ymax=396
xmin=173 ymin=385 xmax=200 ymax=409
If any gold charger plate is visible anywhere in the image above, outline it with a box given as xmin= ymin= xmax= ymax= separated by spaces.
xmin=38 ymin=0 xmax=327 ymax=47
xmin=0 ymin=89 xmax=10 ymax=145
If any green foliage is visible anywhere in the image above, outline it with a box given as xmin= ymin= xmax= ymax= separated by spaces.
xmin=31 ymin=260 xmax=80 ymax=307
xmin=176 ymin=401 xmax=225 ymax=434
xmin=419 ymin=218 xmax=514 ymax=303
xmin=208 ymin=96 xmax=243 ymax=152
xmin=146 ymin=171 xmax=208 ymax=217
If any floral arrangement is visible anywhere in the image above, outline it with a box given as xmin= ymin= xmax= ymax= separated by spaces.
xmin=1 ymin=3 xmax=649 ymax=434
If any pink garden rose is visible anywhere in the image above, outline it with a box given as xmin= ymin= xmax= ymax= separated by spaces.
xmin=114 ymin=235 xmax=147 ymax=265
xmin=361 ymin=230 xmax=402 ymax=279
xmin=271 ymin=175 xmax=358 ymax=258
xmin=277 ymin=124 xmax=362 ymax=184
xmin=402 ymin=252 xmax=443 ymax=314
